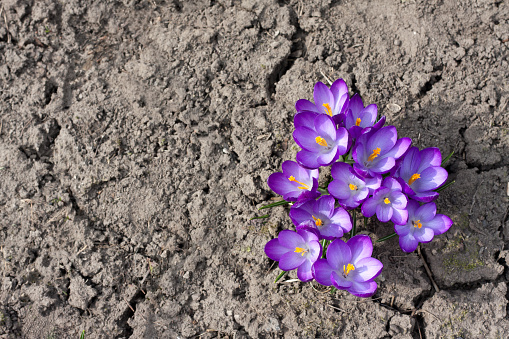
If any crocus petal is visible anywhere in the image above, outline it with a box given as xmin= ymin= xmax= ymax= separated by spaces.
xmin=314 ymin=196 xmax=335 ymax=218
xmin=265 ymin=239 xmax=289 ymax=261
xmin=289 ymin=201 xmax=314 ymax=226
xmin=349 ymin=94 xmax=364 ymax=117
xmin=348 ymin=281 xmax=378 ymax=298
xmin=315 ymin=115 xmax=337 ymax=140
xmin=399 ymin=234 xmax=419 ymax=253
xmin=329 ymin=208 xmax=352 ymax=231
xmin=298 ymin=229 xmax=320 ymax=244
xmin=297 ymin=260 xmax=314 ymax=282
xmin=328 ymin=180 xmax=351 ymax=200
xmin=382 ymin=177 xmax=403 ymax=191
xmin=293 ymin=127 xmax=322 ymax=152
xmin=413 ymin=166 xmax=448 ymax=192
xmin=312 ymin=259 xmax=333 ymax=286
xmin=317 ymin=146 xmax=339 ymax=166
xmin=394 ymin=223 xmax=411 ymax=236
xmin=367 ymin=126 xmax=397 ymax=154
xmin=376 ymin=204 xmax=393 ymax=223
xmin=347 ymin=235 xmax=373 ymax=263
xmin=418 ymin=147 xmax=442 ymax=170
xmin=371 ymin=156 xmax=396 ymax=174
xmin=414 ymin=227 xmax=435 ymax=243
xmin=352 ymin=257 xmax=383 ymax=282
xmin=294 ymin=111 xmax=318 ymax=129
xmin=307 ymin=239 xmax=322 ymax=261
xmin=391 ymin=208 xmax=408 ymax=225
xmin=390 ymin=191 xmax=407 ymax=210
xmin=384 ymin=137 xmax=412 ymax=160
xmin=296 ymin=150 xmax=321 ymax=169
xmin=415 ymin=202 xmax=437 ymax=221
xmin=399 ymin=147 xmax=420 ymax=179
xmin=279 ymin=251 xmax=306 ymax=271
xmin=331 ymin=270 xmax=353 ymax=289
xmin=314 ymin=82 xmax=334 ymax=114
xmin=327 ymin=239 xmax=352 ymax=269
xmin=278 ymin=230 xmax=305 ymax=249
xmin=361 ymin=197 xmax=378 ymax=218
xmin=330 ymin=79 xmax=349 ymax=114
xmin=412 ymin=191 xmax=440 ymax=203
xmin=295 ymin=99 xmax=320 ymax=114
xmin=425 ymin=214 xmax=453 ymax=235
xmin=267 ymin=172 xmax=298 ymax=198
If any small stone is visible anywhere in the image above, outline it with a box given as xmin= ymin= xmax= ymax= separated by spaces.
xmin=394 ymin=39 xmax=401 ymax=46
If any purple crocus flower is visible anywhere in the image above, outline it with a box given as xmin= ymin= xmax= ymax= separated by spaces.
xmin=265 ymin=229 xmax=322 ymax=282
xmin=328 ymin=162 xmax=382 ymax=210
xmin=289 ymin=195 xmax=352 ymax=240
xmin=352 ymin=126 xmax=411 ymax=177
xmin=361 ymin=177 xmax=408 ymax=225
xmin=393 ymin=147 xmax=448 ymax=202
xmin=293 ymin=113 xmax=349 ymax=169
xmin=267 ymin=160 xmax=320 ymax=205
xmin=344 ymin=94 xmax=386 ymax=139
xmin=395 ymin=200 xmax=453 ymax=253
xmin=312 ymin=235 xmax=383 ymax=297
xmin=295 ymin=79 xmax=349 ymax=123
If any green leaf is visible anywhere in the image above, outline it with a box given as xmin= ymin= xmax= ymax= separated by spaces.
xmin=441 ymin=151 xmax=454 ymax=167
xmin=350 ymin=211 xmax=357 ymax=238
xmin=80 ymin=330 xmax=85 ymax=339
xmin=250 ymin=214 xmax=270 ymax=220
xmin=376 ymin=232 xmax=397 ymax=243
xmin=259 ymin=200 xmax=290 ymax=210
xmin=318 ymin=187 xmax=329 ymax=195
xmin=435 ymin=180 xmax=455 ymax=193
xmin=274 ymin=270 xmax=287 ymax=283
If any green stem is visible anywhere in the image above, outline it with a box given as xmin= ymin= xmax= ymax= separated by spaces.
xmin=441 ymin=151 xmax=454 ymax=167
xmin=376 ymin=232 xmax=397 ymax=243
xmin=259 ymin=200 xmax=290 ymax=210
xmin=435 ymin=180 xmax=455 ymax=193
xmin=321 ymin=239 xmax=327 ymax=258
xmin=350 ymin=210 xmax=357 ymax=238
xmin=274 ymin=270 xmax=287 ymax=283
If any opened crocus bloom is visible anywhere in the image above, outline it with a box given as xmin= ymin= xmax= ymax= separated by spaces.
xmin=289 ymin=195 xmax=352 ymax=240
xmin=265 ymin=229 xmax=322 ymax=282
xmin=312 ymin=235 xmax=383 ymax=298
xmin=361 ymin=177 xmax=408 ymax=225
xmin=267 ymin=160 xmax=320 ymax=206
xmin=295 ymin=79 xmax=350 ymax=124
xmin=328 ymin=162 xmax=381 ymax=210
xmin=293 ymin=113 xmax=349 ymax=169
xmin=352 ymin=125 xmax=411 ymax=178
xmin=343 ymin=94 xmax=386 ymax=139
xmin=393 ymin=147 xmax=448 ymax=202
xmin=395 ymin=200 xmax=453 ymax=253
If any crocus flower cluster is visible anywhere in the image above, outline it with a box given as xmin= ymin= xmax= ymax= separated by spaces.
xmin=264 ymin=79 xmax=453 ymax=298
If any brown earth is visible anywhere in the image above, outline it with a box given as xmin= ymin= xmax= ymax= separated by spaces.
xmin=0 ymin=0 xmax=508 ymax=338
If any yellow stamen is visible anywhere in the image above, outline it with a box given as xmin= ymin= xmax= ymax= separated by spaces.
xmin=343 ymin=263 xmax=355 ymax=276
xmin=322 ymin=103 xmax=332 ymax=116
xmin=315 ymin=136 xmax=328 ymax=147
xmin=408 ymin=173 xmax=421 ymax=185
xmin=294 ymin=247 xmax=308 ymax=256
xmin=349 ymin=183 xmax=358 ymax=191
xmin=312 ymin=215 xmax=323 ymax=227
xmin=413 ymin=220 xmax=422 ymax=229
xmin=384 ymin=197 xmax=391 ymax=204
xmin=367 ymin=148 xmax=381 ymax=162
xmin=355 ymin=118 xmax=361 ymax=126
xmin=288 ymin=176 xmax=310 ymax=190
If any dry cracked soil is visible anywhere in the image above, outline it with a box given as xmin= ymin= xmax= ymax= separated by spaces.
xmin=0 ymin=0 xmax=509 ymax=338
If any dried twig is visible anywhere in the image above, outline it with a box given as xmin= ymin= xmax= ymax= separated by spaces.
xmin=418 ymin=246 xmax=440 ymax=293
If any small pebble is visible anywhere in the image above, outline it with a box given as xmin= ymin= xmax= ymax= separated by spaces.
xmin=394 ymin=39 xmax=401 ymax=46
